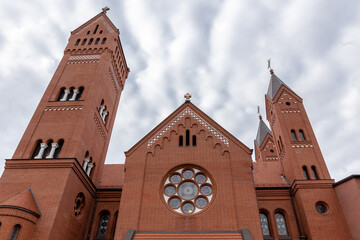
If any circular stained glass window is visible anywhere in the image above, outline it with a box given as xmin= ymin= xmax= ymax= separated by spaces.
xmin=162 ymin=165 xmax=215 ymax=215
xmin=195 ymin=174 xmax=206 ymax=184
xmin=315 ymin=202 xmax=328 ymax=214
xmin=183 ymin=169 xmax=194 ymax=179
xmin=179 ymin=182 xmax=198 ymax=199
xmin=170 ymin=174 xmax=181 ymax=184
xmin=196 ymin=197 xmax=208 ymax=208
xmin=169 ymin=197 xmax=181 ymax=209
xmin=182 ymin=202 xmax=195 ymax=214
xmin=201 ymin=185 xmax=212 ymax=195
xmin=164 ymin=185 xmax=176 ymax=196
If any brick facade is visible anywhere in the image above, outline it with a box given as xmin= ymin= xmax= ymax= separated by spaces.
xmin=0 ymin=11 xmax=357 ymax=240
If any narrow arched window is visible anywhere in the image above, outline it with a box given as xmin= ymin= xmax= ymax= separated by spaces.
xmin=275 ymin=212 xmax=288 ymax=236
xmin=259 ymin=212 xmax=271 ymax=237
xmin=32 ymin=139 xmax=43 ymax=158
xmin=81 ymin=38 xmax=87 ymax=45
xmin=192 ymin=135 xmax=197 ymax=146
xmin=9 ymin=224 xmax=21 ymax=240
xmin=299 ymin=129 xmax=306 ymax=141
xmin=95 ymin=38 xmax=100 ymax=45
xmin=96 ymin=211 xmax=110 ymax=239
xmin=303 ymin=166 xmax=310 ymax=180
xmin=75 ymin=39 xmax=80 ymax=46
xmin=179 ymin=136 xmax=183 ymax=147
xmin=186 ymin=130 xmax=190 ymax=146
xmin=102 ymin=38 xmax=107 ymax=44
xmin=54 ymin=139 xmax=64 ymax=158
xmin=111 ymin=211 xmax=118 ymax=240
xmin=291 ymin=130 xmax=298 ymax=141
xmin=57 ymin=87 xmax=66 ymax=101
xmin=93 ymin=24 xmax=99 ymax=34
xmin=76 ymin=87 xmax=84 ymax=100
xmin=88 ymin=38 xmax=94 ymax=45
xmin=311 ymin=166 xmax=319 ymax=180
xmin=68 ymin=87 xmax=75 ymax=101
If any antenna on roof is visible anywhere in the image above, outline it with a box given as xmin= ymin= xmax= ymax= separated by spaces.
xmin=267 ymin=59 xmax=274 ymax=75
xmin=102 ymin=6 xmax=110 ymax=13
xmin=257 ymin=106 xmax=262 ymax=120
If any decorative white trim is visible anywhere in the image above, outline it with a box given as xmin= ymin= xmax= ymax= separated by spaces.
xmin=67 ymin=55 xmax=100 ymax=64
xmin=291 ymin=144 xmax=313 ymax=148
xmin=147 ymin=107 xmax=229 ymax=148
xmin=281 ymin=110 xmax=301 ymax=113
xmin=44 ymin=107 xmax=82 ymax=111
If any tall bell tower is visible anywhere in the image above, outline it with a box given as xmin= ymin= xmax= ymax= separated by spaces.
xmin=264 ymin=69 xmax=351 ymax=239
xmin=0 ymin=10 xmax=129 ymax=240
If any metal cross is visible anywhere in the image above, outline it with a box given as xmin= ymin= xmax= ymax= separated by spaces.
xmin=267 ymin=59 xmax=271 ymax=69
xmin=184 ymin=93 xmax=192 ymax=102
xmin=102 ymin=6 xmax=110 ymax=13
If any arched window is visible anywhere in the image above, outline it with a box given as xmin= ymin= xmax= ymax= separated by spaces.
xmin=54 ymin=139 xmax=64 ymax=158
xmin=88 ymin=38 xmax=94 ymax=45
xmin=96 ymin=211 xmax=110 ymax=239
xmin=81 ymin=39 xmax=87 ymax=45
xmin=192 ymin=135 xmax=197 ymax=146
xmin=102 ymin=38 xmax=107 ymax=44
xmin=57 ymin=87 xmax=66 ymax=101
xmin=75 ymin=39 xmax=81 ymax=46
xmin=303 ymin=166 xmax=310 ymax=180
xmin=68 ymin=87 xmax=75 ymax=101
xmin=93 ymin=24 xmax=99 ymax=34
xmin=95 ymin=38 xmax=100 ymax=45
xmin=299 ymin=129 xmax=306 ymax=141
xmin=291 ymin=130 xmax=298 ymax=141
xmin=76 ymin=87 xmax=84 ymax=100
xmin=185 ymin=130 xmax=190 ymax=146
xmin=275 ymin=212 xmax=289 ymax=236
xmin=311 ymin=166 xmax=319 ymax=180
xmin=111 ymin=211 xmax=118 ymax=240
xmin=259 ymin=212 xmax=271 ymax=237
xmin=179 ymin=136 xmax=183 ymax=147
xmin=32 ymin=139 xmax=43 ymax=158
xmin=9 ymin=224 xmax=21 ymax=240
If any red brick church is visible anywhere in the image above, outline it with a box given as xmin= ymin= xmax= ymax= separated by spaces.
xmin=0 ymin=10 xmax=359 ymax=240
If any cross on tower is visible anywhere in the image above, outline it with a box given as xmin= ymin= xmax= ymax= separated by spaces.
xmin=102 ymin=6 xmax=110 ymax=13
xmin=184 ymin=93 xmax=191 ymax=102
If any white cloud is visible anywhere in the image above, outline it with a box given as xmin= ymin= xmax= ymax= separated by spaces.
xmin=0 ymin=0 xmax=359 ymax=181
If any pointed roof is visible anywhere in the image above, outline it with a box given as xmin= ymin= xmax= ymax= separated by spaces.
xmin=126 ymin=101 xmax=252 ymax=156
xmin=266 ymin=73 xmax=293 ymax=100
xmin=71 ymin=12 xmax=119 ymax=35
xmin=0 ymin=188 xmax=41 ymax=218
xmin=255 ymin=117 xmax=272 ymax=147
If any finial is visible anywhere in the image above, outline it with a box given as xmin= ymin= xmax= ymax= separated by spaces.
xmin=267 ymin=59 xmax=274 ymax=75
xmin=102 ymin=6 xmax=110 ymax=13
xmin=184 ymin=93 xmax=192 ymax=102
xmin=257 ymin=106 xmax=262 ymax=120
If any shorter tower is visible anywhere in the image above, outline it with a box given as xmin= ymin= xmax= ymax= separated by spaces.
xmin=262 ymin=69 xmax=351 ymax=239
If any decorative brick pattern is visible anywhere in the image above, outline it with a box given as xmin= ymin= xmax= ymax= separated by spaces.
xmin=93 ymin=113 xmax=106 ymax=141
xmin=109 ymin=65 xmax=120 ymax=93
xmin=44 ymin=106 xmax=83 ymax=111
xmin=67 ymin=55 xmax=100 ymax=64
xmin=147 ymin=107 xmax=229 ymax=148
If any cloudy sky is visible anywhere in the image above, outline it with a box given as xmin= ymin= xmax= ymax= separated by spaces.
xmin=0 ymin=0 xmax=359 ymax=181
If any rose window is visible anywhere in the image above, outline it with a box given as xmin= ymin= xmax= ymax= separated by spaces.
xmin=162 ymin=166 xmax=215 ymax=215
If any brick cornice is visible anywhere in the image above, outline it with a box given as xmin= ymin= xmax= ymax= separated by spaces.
xmin=291 ymin=179 xmax=334 ymax=195
xmin=5 ymin=158 xmax=97 ymax=197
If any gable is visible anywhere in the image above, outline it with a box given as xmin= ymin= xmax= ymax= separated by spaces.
xmin=126 ymin=102 xmax=251 ymax=156
xmin=71 ymin=12 xmax=119 ymax=36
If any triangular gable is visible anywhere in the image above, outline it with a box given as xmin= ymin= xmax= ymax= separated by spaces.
xmin=71 ymin=12 xmax=119 ymax=36
xmin=0 ymin=188 xmax=41 ymax=218
xmin=126 ymin=102 xmax=252 ymax=155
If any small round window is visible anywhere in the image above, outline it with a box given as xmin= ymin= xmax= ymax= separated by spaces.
xmin=315 ymin=202 xmax=328 ymax=214
xmin=161 ymin=165 xmax=215 ymax=215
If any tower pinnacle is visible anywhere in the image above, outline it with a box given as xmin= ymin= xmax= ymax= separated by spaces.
xmin=102 ymin=6 xmax=110 ymax=13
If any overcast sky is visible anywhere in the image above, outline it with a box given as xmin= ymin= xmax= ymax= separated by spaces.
xmin=0 ymin=0 xmax=359 ymax=181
